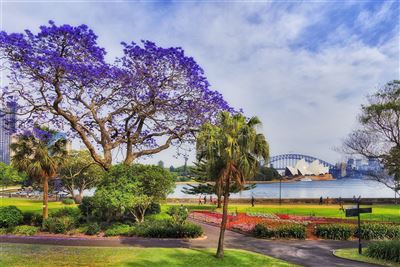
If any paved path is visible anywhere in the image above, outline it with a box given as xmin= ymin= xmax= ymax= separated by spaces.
xmin=0 ymin=220 xmax=378 ymax=267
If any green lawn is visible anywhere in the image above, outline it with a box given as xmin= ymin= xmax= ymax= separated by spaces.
xmin=1 ymin=198 xmax=399 ymax=222
xmin=166 ymin=203 xmax=400 ymax=222
xmin=0 ymin=243 xmax=298 ymax=267
xmin=0 ymin=198 xmax=76 ymax=213
xmin=334 ymin=248 xmax=400 ymax=267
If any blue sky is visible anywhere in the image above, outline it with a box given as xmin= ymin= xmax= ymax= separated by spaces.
xmin=1 ymin=1 xmax=399 ymax=166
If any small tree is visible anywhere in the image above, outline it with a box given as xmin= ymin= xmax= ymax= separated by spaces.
xmin=93 ymin=164 xmax=175 ymax=222
xmin=59 ymin=150 xmax=104 ymax=203
xmin=0 ymin=162 xmax=25 ymax=189
xmin=11 ymin=127 xmax=67 ymax=219
xmin=196 ymin=112 xmax=269 ymax=258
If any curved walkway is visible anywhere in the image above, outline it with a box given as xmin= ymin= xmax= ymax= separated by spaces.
xmin=0 ymin=220 xmax=378 ymax=267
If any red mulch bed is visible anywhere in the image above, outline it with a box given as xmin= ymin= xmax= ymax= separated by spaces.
xmin=190 ymin=211 xmax=365 ymax=240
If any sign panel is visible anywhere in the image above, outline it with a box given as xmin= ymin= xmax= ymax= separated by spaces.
xmin=345 ymin=208 xmax=372 ymax=217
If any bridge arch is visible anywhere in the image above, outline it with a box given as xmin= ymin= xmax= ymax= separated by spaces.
xmin=267 ymin=154 xmax=335 ymax=170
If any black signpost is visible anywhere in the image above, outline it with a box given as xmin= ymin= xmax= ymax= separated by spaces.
xmin=345 ymin=197 xmax=372 ymax=254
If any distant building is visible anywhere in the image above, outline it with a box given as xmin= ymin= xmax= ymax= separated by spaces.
xmin=0 ymin=103 xmax=16 ymax=164
xmin=285 ymin=158 xmax=329 ymax=176
xmin=347 ymin=158 xmax=355 ymax=169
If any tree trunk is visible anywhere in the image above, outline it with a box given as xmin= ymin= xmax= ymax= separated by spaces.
xmin=73 ymin=190 xmax=84 ymax=204
xmin=217 ymin=195 xmax=222 ymax=208
xmin=216 ymin=177 xmax=230 ymax=258
xmin=42 ymin=176 xmax=49 ymax=220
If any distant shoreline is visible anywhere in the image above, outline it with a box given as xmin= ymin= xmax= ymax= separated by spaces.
xmin=175 ymin=175 xmax=335 ymax=185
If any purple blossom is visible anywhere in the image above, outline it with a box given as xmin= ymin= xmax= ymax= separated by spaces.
xmin=0 ymin=21 xmax=233 ymax=168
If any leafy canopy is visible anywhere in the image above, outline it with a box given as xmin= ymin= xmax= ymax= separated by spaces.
xmin=0 ymin=21 xmax=231 ymax=169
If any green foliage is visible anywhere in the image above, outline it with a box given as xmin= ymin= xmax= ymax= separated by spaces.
xmin=253 ymin=166 xmax=281 ymax=181
xmin=12 ymin=225 xmax=38 ymax=236
xmin=0 ymin=162 xmax=26 ymax=187
xmin=22 ymin=211 xmax=43 ymax=226
xmin=79 ymin=196 xmax=96 ymax=218
xmin=43 ymin=207 xmax=81 ymax=234
xmin=93 ymin=164 xmax=175 ymax=222
xmin=0 ymin=206 xmax=23 ymax=228
xmin=145 ymin=203 xmax=161 ymax=215
xmin=59 ymin=150 xmax=104 ymax=203
xmin=85 ymin=222 xmax=101 ymax=235
xmin=167 ymin=206 xmax=189 ymax=225
xmin=134 ymin=220 xmax=203 ymax=238
xmin=253 ymin=223 xmax=305 ymax=239
xmin=315 ymin=224 xmax=355 ymax=240
xmin=366 ymin=240 xmax=400 ymax=263
xmin=62 ymin=198 xmax=75 ymax=205
xmin=359 ymin=223 xmax=400 ymax=240
xmin=104 ymin=223 xmax=134 ymax=237
xmin=50 ymin=207 xmax=81 ymax=222
xmin=253 ymin=224 xmax=274 ymax=238
xmin=43 ymin=216 xmax=76 ymax=234
xmin=274 ymin=224 xmax=306 ymax=239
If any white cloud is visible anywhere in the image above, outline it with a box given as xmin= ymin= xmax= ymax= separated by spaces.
xmin=2 ymin=2 xmax=398 ymax=166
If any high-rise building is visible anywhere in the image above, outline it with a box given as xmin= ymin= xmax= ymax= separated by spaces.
xmin=0 ymin=103 xmax=16 ymax=164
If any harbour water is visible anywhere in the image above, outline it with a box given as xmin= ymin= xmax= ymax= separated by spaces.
xmin=168 ymin=179 xmax=396 ymax=199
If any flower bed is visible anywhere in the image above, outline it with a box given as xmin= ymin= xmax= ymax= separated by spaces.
xmin=190 ymin=211 xmax=304 ymax=234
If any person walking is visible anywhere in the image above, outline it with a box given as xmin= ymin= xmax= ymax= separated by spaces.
xmin=203 ymin=195 xmax=207 ymax=204
xmin=319 ymin=196 xmax=323 ymax=205
xmin=251 ymin=195 xmax=255 ymax=207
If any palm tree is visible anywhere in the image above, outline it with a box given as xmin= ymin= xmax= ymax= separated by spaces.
xmin=196 ymin=112 xmax=269 ymax=258
xmin=11 ymin=127 xmax=67 ymax=219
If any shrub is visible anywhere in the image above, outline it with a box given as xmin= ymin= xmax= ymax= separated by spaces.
xmin=104 ymin=223 xmax=134 ymax=237
xmin=359 ymin=223 xmax=400 ymax=240
xmin=51 ymin=207 xmax=81 ymax=219
xmin=133 ymin=220 xmax=203 ymax=238
xmin=366 ymin=240 xmax=400 ymax=263
xmin=12 ymin=225 xmax=38 ymax=236
xmin=315 ymin=224 xmax=355 ymax=240
xmin=22 ymin=212 xmax=43 ymax=226
xmin=79 ymin=196 xmax=96 ymax=218
xmin=253 ymin=224 xmax=274 ymax=238
xmin=145 ymin=203 xmax=161 ymax=215
xmin=85 ymin=222 xmax=101 ymax=235
xmin=43 ymin=216 xmax=76 ymax=234
xmin=167 ymin=206 xmax=189 ymax=225
xmin=62 ymin=198 xmax=75 ymax=205
xmin=274 ymin=224 xmax=306 ymax=239
xmin=253 ymin=223 xmax=305 ymax=239
xmin=0 ymin=206 xmax=23 ymax=228
xmin=0 ymin=228 xmax=9 ymax=234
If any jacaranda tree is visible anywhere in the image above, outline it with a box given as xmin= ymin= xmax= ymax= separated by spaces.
xmin=0 ymin=21 xmax=231 ymax=170
xmin=196 ymin=112 xmax=269 ymax=258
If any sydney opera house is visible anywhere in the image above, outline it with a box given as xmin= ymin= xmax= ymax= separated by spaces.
xmin=285 ymin=159 xmax=330 ymax=176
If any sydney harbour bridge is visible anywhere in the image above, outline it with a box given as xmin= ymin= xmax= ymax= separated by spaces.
xmin=266 ymin=153 xmax=335 ymax=171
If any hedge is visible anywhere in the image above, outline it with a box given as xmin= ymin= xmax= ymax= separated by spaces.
xmin=366 ymin=240 xmax=400 ymax=263
xmin=314 ymin=223 xmax=400 ymax=240
xmin=315 ymin=224 xmax=355 ymax=240
xmin=134 ymin=221 xmax=203 ymax=238
xmin=62 ymin=198 xmax=75 ymax=205
xmin=359 ymin=223 xmax=400 ymax=240
xmin=12 ymin=225 xmax=39 ymax=236
xmin=253 ymin=224 xmax=306 ymax=239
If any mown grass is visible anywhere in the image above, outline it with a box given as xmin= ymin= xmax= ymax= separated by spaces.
xmin=165 ymin=203 xmax=400 ymax=222
xmin=1 ymin=198 xmax=398 ymax=222
xmin=0 ymin=243 xmax=299 ymax=267
xmin=0 ymin=197 xmax=76 ymax=213
xmin=334 ymin=248 xmax=400 ymax=267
